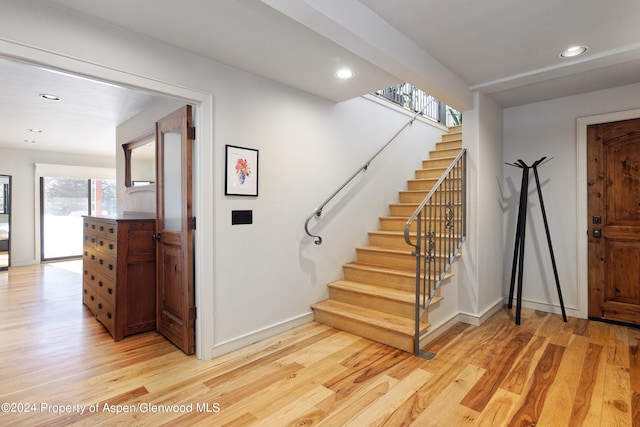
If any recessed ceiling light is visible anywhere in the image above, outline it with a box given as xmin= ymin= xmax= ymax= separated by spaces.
xmin=24 ymin=139 xmax=36 ymax=143
xmin=28 ymin=128 xmax=43 ymax=133
xmin=560 ymin=46 xmax=588 ymax=58
xmin=40 ymin=93 xmax=61 ymax=101
xmin=335 ymin=68 xmax=354 ymax=79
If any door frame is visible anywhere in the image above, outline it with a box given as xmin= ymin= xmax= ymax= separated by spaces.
xmin=577 ymin=108 xmax=640 ymax=320
xmin=0 ymin=40 xmax=215 ymax=360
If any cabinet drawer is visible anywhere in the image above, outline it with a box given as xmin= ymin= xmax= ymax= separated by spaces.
xmin=84 ymin=218 xmax=118 ymax=240
xmin=83 ymin=246 xmax=97 ymax=268
xmin=95 ymin=253 xmax=116 ymax=281
xmin=83 ymin=265 xmax=98 ymax=288
xmin=95 ymin=299 xmax=116 ymax=338
xmin=94 ymin=275 xmax=116 ymax=308
xmin=83 ymin=232 xmax=97 ymax=251
xmin=82 ymin=281 xmax=97 ymax=314
xmin=96 ymin=237 xmax=117 ymax=257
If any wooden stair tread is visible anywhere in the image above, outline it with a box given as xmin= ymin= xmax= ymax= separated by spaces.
xmin=343 ymin=262 xmax=453 ymax=281
xmin=356 ymin=245 xmax=412 ymax=255
xmin=344 ymin=261 xmax=413 ymax=276
xmin=369 ymin=230 xmax=463 ymax=239
xmin=329 ymin=280 xmax=415 ymax=303
xmin=389 ymin=204 xmax=462 ymax=211
xmin=311 ymin=299 xmax=428 ymax=336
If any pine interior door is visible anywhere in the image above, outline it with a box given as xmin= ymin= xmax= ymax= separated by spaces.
xmin=587 ymin=117 xmax=640 ymax=324
xmin=155 ymin=105 xmax=196 ymax=354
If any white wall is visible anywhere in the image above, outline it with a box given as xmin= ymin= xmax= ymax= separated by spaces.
xmin=456 ymin=93 xmax=504 ymax=325
xmin=0 ymin=0 xmax=453 ymax=357
xmin=0 ymin=147 xmax=113 ymax=265
xmin=503 ymin=81 xmax=640 ymax=318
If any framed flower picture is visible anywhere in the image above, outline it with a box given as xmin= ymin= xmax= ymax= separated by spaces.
xmin=225 ymin=145 xmax=259 ymax=196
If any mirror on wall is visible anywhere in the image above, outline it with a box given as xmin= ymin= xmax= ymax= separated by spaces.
xmin=0 ymin=175 xmax=11 ymax=270
xmin=123 ymin=129 xmax=156 ymax=192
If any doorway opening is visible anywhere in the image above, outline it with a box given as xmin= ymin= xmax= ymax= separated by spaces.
xmin=1 ymin=44 xmax=213 ymax=359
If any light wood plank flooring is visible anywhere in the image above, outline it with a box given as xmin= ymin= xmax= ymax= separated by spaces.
xmin=0 ymin=261 xmax=638 ymax=426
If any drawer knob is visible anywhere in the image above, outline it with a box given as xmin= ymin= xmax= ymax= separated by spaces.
xmin=106 ymin=312 xmax=112 ymax=319
xmin=108 ymin=264 xmax=113 ymax=270
xmin=107 ymin=288 xmax=113 ymax=295
xmin=98 ymin=303 xmax=102 ymax=309
xmin=98 ymin=281 xmax=103 ymax=287
xmin=90 ymin=296 xmax=94 ymax=301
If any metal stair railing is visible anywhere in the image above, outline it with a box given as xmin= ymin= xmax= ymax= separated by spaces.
xmin=403 ymin=148 xmax=467 ymax=358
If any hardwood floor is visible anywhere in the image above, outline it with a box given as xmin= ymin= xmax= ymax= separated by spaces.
xmin=0 ymin=261 xmax=638 ymax=426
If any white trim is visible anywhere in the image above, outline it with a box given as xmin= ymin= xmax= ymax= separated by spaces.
xmin=209 ymin=312 xmax=314 ymax=358
xmin=421 ymin=297 xmax=505 ymax=347
xmin=1 ymin=39 xmax=216 ymax=360
xmin=35 ymin=163 xmax=115 ymax=180
xmin=457 ymin=296 xmax=506 ymax=327
xmin=576 ymin=108 xmax=640 ymax=319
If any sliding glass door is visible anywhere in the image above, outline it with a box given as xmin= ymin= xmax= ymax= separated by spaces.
xmin=40 ymin=177 xmax=115 ymax=261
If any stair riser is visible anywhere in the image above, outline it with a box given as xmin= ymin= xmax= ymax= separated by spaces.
xmin=389 ymin=204 xmax=418 ymax=216
xmin=441 ymin=132 xmax=462 ymax=142
xmin=313 ymin=309 xmax=414 ymax=352
xmin=389 ymin=203 xmax=463 ymax=217
xmin=422 ymin=157 xmax=455 ymax=168
xmin=369 ymin=233 xmax=461 ymax=249
xmin=407 ymin=178 xmax=461 ymax=191
xmin=415 ymin=168 xmax=447 ymax=179
xmin=430 ymin=148 xmax=461 ymax=159
xmin=342 ymin=265 xmax=415 ymax=291
xmin=398 ymin=189 xmax=462 ymax=203
xmin=380 ymin=218 xmax=463 ymax=233
xmin=328 ymin=287 xmax=415 ymax=319
xmin=436 ymin=139 xmax=462 ymax=149
xmin=356 ymin=249 xmax=448 ymax=271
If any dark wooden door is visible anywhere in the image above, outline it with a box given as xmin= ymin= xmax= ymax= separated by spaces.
xmin=155 ymin=105 xmax=195 ymax=354
xmin=588 ymin=117 xmax=640 ymax=324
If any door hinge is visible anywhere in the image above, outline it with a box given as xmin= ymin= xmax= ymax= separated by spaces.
xmin=188 ymin=216 xmax=196 ymax=230
xmin=189 ymin=306 xmax=197 ymax=320
xmin=188 ymin=126 xmax=196 ymax=140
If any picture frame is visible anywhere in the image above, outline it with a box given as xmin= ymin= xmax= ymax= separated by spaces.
xmin=225 ymin=145 xmax=259 ymax=196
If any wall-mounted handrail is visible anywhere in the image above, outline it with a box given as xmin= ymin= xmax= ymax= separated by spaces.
xmin=304 ymin=107 xmax=429 ymax=245
xmin=403 ymin=148 xmax=466 ymax=358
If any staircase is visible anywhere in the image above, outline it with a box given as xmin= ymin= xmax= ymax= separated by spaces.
xmin=311 ymin=125 xmax=463 ymax=353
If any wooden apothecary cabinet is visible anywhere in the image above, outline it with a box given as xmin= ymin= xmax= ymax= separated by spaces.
xmin=82 ymin=214 xmax=156 ymax=340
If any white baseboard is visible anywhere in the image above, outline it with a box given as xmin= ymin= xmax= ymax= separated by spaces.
xmin=421 ymin=297 xmax=506 ymax=345
xmin=516 ymin=297 xmax=582 ymax=319
xmin=208 ymin=312 xmax=314 ymax=359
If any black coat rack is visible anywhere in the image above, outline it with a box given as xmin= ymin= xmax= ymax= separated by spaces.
xmin=506 ymin=157 xmax=567 ymax=325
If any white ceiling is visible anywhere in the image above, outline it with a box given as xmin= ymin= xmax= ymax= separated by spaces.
xmin=3 ymin=0 xmax=640 ymax=156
